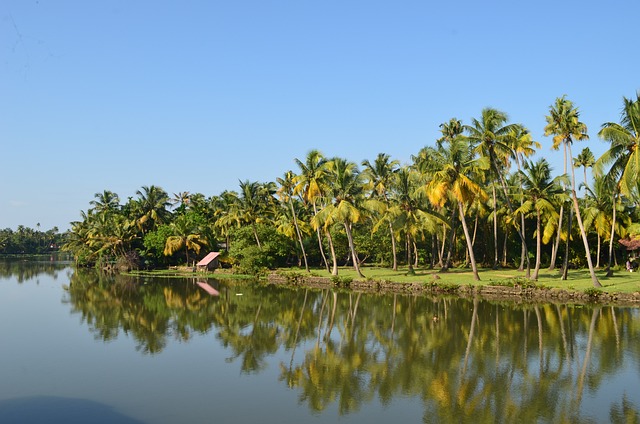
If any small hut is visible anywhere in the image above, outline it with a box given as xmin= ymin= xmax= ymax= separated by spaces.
xmin=197 ymin=252 xmax=221 ymax=272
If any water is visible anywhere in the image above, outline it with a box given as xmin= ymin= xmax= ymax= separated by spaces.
xmin=1 ymin=258 xmax=639 ymax=423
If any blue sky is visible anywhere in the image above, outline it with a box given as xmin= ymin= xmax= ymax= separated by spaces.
xmin=1 ymin=0 xmax=638 ymax=231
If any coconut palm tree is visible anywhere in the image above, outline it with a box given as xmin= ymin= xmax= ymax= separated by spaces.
xmin=388 ymin=166 xmax=442 ymax=275
xmin=425 ymin=136 xmax=489 ymax=280
xmin=294 ymin=150 xmax=332 ymax=272
xmin=277 ymin=170 xmax=310 ymax=272
xmin=314 ymin=157 xmax=366 ymax=278
xmin=517 ymin=159 xmax=568 ymax=279
xmin=595 ymin=92 xmax=640 ymax=274
xmin=89 ymin=190 xmax=121 ymax=215
xmin=544 ymin=96 xmax=601 ymax=287
xmin=507 ymin=126 xmax=541 ymax=270
xmin=133 ymin=185 xmax=172 ymax=233
xmin=362 ymin=153 xmax=400 ymax=270
xmin=233 ymin=180 xmax=276 ymax=249
xmin=465 ymin=108 xmax=530 ymax=274
xmin=573 ymin=147 xmax=595 ymax=191
xmin=163 ymin=213 xmax=207 ymax=265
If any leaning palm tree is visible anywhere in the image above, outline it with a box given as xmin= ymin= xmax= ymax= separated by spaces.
xmin=595 ymin=92 xmax=640 ymax=275
xmin=465 ymin=109 xmax=530 ymax=275
xmin=294 ymin=150 xmax=331 ymax=272
xmin=313 ymin=157 xmax=366 ymax=278
xmin=277 ymin=170 xmax=310 ymax=272
xmin=544 ymin=96 xmax=601 ymax=287
xmin=425 ymin=136 xmax=489 ymax=280
xmin=517 ymin=159 xmax=568 ymax=280
xmin=362 ymin=153 xmax=400 ymax=270
xmin=507 ymin=126 xmax=541 ymax=270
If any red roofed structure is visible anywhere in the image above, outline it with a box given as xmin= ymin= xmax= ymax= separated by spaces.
xmin=197 ymin=252 xmax=221 ymax=271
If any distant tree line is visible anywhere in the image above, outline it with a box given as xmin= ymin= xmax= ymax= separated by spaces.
xmin=0 ymin=225 xmax=63 ymax=254
xmin=62 ymin=95 xmax=640 ymax=285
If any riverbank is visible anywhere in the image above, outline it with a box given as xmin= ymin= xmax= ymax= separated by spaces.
xmin=266 ymin=266 xmax=640 ymax=306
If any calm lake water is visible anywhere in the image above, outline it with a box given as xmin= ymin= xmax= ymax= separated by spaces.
xmin=1 ymin=258 xmax=639 ymax=423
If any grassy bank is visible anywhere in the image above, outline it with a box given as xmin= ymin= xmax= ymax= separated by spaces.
xmin=276 ymin=265 xmax=640 ymax=294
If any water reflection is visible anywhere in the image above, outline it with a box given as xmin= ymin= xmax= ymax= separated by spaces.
xmin=62 ymin=270 xmax=640 ymax=422
xmin=0 ymin=255 xmax=71 ymax=283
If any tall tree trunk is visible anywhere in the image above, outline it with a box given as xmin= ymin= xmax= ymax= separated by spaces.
xmin=605 ymin=191 xmax=617 ymax=277
xmin=325 ymin=228 xmax=338 ymax=275
xmin=595 ymin=234 xmax=601 ymax=269
xmin=458 ymin=202 xmax=480 ymax=280
xmin=562 ymin=206 xmax=573 ymax=280
xmin=533 ymin=209 xmax=541 ymax=280
xmin=389 ymin=222 xmax=398 ymax=271
xmin=442 ymin=206 xmax=457 ymax=271
xmin=313 ymin=202 xmax=330 ymax=272
xmin=407 ymin=234 xmax=415 ymax=275
xmin=492 ymin=184 xmax=499 ymax=269
xmin=290 ymin=199 xmax=309 ymax=272
xmin=567 ymin=143 xmax=601 ymax=287
xmin=252 ymin=223 xmax=262 ymax=249
xmin=344 ymin=221 xmax=364 ymax=278
xmin=549 ymin=205 xmax=563 ymax=270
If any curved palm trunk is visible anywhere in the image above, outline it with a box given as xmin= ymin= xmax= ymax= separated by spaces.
xmin=289 ymin=199 xmax=309 ymax=272
xmin=251 ymin=223 xmax=262 ymax=249
xmin=605 ymin=191 xmax=617 ymax=277
xmin=533 ymin=209 xmax=541 ymax=280
xmin=562 ymin=206 xmax=573 ymax=280
xmin=492 ymin=185 xmax=499 ymax=269
xmin=458 ymin=202 xmax=480 ymax=281
xmin=549 ymin=205 xmax=563 ymax=270
xmin=567 ymin=143 xmax=602 ymax=288
xmin=443 ymin=207 xmax=457 ymax=271
xmin=325 ymin=229 xmax=338 ymax=275
xmin=313 ymin=202 xmax=330 ymax=272
xmin=389 ymin=222 xmax=398 ymax=271
xmin=344 ymin=221 xmax=365 ymax=278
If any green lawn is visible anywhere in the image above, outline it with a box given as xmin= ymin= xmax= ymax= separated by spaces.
xmin=281 ymin=265 xmax=640 ymax=294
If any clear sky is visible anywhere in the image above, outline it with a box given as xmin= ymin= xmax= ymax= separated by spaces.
xmin=1 ymin=0 xmax=638 ymax=232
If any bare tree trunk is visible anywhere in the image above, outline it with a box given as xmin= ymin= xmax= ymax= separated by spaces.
xmin=562 ymin=206 xmax=573 ymax=280
xmin=389 ymin=222 xmax=398 ymax=271
xmin=605 ymin=192 xmax=617 ymax=277
xmin=492 ymin=184 xmax=499 ymax=269
xmin=459 ymin=203 xmax=480 ymax=280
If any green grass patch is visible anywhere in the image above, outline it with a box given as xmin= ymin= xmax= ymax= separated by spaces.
xmin=297 ymin=265 xmax=640 ymax=294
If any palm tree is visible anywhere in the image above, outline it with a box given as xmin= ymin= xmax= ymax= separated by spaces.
xmin=595 ymin=92 xmax=640 ymax=275
xmin=517 ymin=159 xmax=568 ymax=279
xmin=465 ymin=108 xmax=530 ymax=274
xmin=388 ymin=166 xmax=441 ymax=275
xmin=163 ymin=214 xmax=207 ymax=265
xmin=508 ymin=126 xmax=541 ymax=271
xmin=573 ymin=147 xmax=595 ymax=191
xmin=233 ymin=180 xmax=276 ymax=249
xmin=314 ymin=157 xmax=366 ymax=278
xmin=171 ymin=191 xmax=191 ymax=211
xmin=583 ymin=176 xmax=624 ymax=269
xmin=362 ymin=153 xmax=400 ymax=270
xmin=134 ymin=185 xmax=171 ymax=233
xmin=277 ymin=171 xmax=310 ymax=272
xmin=544 ymin=96 xmax=601 ymax=287
xmin=425 ymin=136 xmax=489 ymax=280
xmin=294 ymin=150 xmax=332 ymax=272
xmin=89 ymin=190 xmax=121 ymax=215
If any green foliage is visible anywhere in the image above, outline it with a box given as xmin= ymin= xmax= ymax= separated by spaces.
xmin=583 ymin=287 xmax=602 ymax=298
xmin=143 ymin=225 xmax=175 ymax=266
xmin=330 ymin=275 xmax=352 ymax=287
